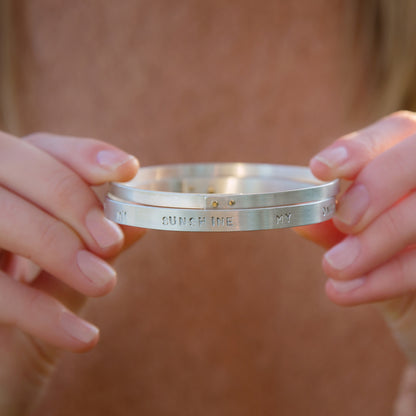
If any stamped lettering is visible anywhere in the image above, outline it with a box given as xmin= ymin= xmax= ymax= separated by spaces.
xmin=322 ymin=203 xmax=335 ymax=217
xmin=116 ymin=210 xmax=127 ymax=223
xmin=276 ymin=212 xmax=292 ymax=224
xmin=199 ymin=217 xmax=206 ymax=226
xmin=211 ymin=216 xmax=234 ymax=227
xmin=161 ymin=215 xmax=233 ymax=228
xmin=212 ymin=217 xmax=225 ymax=227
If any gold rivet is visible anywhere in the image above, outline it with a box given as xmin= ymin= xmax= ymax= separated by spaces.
xmin=228 ymin=200 xmax=235 ymax=206
xmin=211 ymin=200 xmax=219 ymax=208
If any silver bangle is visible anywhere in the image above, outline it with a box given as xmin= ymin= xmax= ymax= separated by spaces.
xmin=105 ymin=196 xmax=336 ymax=231
xmin=104 ymin=163 xmax=338 ymax=232
xmin=108 ymin=163 xmax=339 ymax=209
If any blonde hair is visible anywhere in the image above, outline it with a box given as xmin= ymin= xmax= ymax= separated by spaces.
xmin=1 ymin=1 xmax=416 ymax=131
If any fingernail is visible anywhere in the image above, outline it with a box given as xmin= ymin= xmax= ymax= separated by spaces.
xmin=313 ymin=146 xmax=348 ymax=168
xmin=328 ymin=277 xmax=366 ymax=293
xmin=336 ymin=184 xmax=370 ymax=227
xmin=77 ymin=250 xmax=116 ymax=286
xmin=97 ymin=149 xmax=136 ymax=170
xmin=324 ymin=237 xmax=361 ymax=270
xmin=86 ymin=209 xmax=124 ymax=249
xmin=60 ymin=310 xmax=99 ymax=343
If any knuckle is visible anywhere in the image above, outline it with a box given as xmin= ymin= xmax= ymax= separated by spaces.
xmin=389 ymin=110 xmax=416 ymax=125
xmin=80 ymin=137 xmax=101 ymax=148
xmin=380 ymin=209 xmax=403 ymax=245
xmin=37 ymin=219 xmax=68 ymax=255
xmin=24 ymin=289 xmax=62 ymax=328
xmin=384 ymin=111 xmax=416 ymax=136
xmin=347 ymin=111 xmax=416 ymax=161
xmin=23 ymin=132 xmax=50 ymax=144
xmin=0 ymin=130 xmax=12 ymax=141
xmin=340 ymin=129 xmax=378 ymax=159
xmin=0 ymin=189 xmax=19 ymax=218
xmin=13 ymin=288 xmax=53 ymax=328
xmin=354 ymin=129 xmax=380 ymax=156
xmin=387 ymin=147 xmax=413 ymax=179
xmin=26 ymin=290 xmax=50 ymax=314
xmin=48 ymin=170 xmax=88 ymax=210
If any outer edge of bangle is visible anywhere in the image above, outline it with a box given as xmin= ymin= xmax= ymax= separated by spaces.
xmin=104 ymin=195 xmax=337 ymax=232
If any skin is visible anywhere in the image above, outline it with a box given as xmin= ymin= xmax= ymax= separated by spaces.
xmin=2 ymin=0 xmax=414 ymax=415
xmin=0 ymin=132 xmax=144 ymax=414
xmin=299 ymin=111 xmax=416 ymax=363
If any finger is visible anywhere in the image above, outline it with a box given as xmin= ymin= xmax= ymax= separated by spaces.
xmin=32 ymin=226 xmax=147 ymax=311
xmin=0 ymin=187 xmax=116 ymax=297
xmin=0 ymin=131 xmax=124 ymax=256
xmin=0 ymin=271 xmax=99 ymax=352
xmin=333 ymin=134 xmax=416 ymax=233
xmin=325 ymin=246 xmax=416 ymax=306
xmin=322 ymin=191 xmax=416 ymax=281
xmin=293 ymin=220 xmax=345 ymax=249
xmin=310 ymin=111 xmax=416 ymax=181
xmin=1 ymin=253 xmax=41 ymax=283
xmin=4 ymin=226 xmax=145 ymax=299
xmin=24 ymin=133 xmax=139 ymax=185
xmin=1 ymin=255 xmax=86 ymax=312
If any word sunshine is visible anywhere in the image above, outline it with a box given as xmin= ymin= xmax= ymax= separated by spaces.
xmin=161 ymin=216 xmax=234 ymax=228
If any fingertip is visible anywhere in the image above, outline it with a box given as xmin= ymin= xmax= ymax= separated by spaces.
xmin=325 ymin=274 xmax=371 ymax=307
xmin=331 ymin=216 xmax=359 ymax=235
xmin=75 ymin=250 xmax=118 ymax=297
xmin=321 ymin=254 xmax=333 ymax=278
xmin=23 ymin=133 xmax=141 ymax=185
xmin=310 ymin=146 xmax=349 ymax=181
xmin=309 ymin=156 xmax=336 ymax=181
xmin=72 ymin=335 xmax=100 ymax=353
xmin=60 ymin=310 xmax=100 ymax=352
xmin=324 ymin=279 xmax=356 ymax=307
xmin=85 ymin=210 xmax=125 ymax=258
xmin=67 ymin=332 xmax=100 ymax=353
xmin=114 ymin=154 xmax=140 ymax=182
xmin=96 ymin=148 xmax=139 ymax=181
xmin=325 ymin=278 xmax=345 ymax=305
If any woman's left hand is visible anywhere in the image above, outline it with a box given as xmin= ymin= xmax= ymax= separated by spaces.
xmin=296 ymin=111 xmax=416 ymax=362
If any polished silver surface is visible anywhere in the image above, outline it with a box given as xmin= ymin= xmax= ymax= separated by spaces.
xmin=105 ymin=195 xmax=336 ymax=232
xmin=109 ymin=163 xmax=339 ymax=209
xmin=105 ymin=163 xmax=339 ymax=232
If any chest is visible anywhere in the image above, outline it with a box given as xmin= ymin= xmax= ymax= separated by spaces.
xmin=16 ymin=0 xmax=357 ymax=165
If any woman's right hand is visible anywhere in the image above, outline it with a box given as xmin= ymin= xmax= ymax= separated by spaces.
xmin=295 ymin=111 xmax=416 ymax=364
xmin=0 ymin=131 xmax=144 ymax=414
